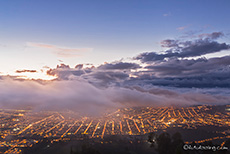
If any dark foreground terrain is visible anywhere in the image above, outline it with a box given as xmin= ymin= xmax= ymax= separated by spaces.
xmin=22 ymin=127 xmax=230 ymax=154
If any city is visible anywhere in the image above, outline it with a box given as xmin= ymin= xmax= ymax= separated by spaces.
xmin=0 ymin=105 xmax=229 ymax=153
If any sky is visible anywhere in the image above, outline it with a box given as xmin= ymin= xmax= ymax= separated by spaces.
xmin=1 ymin=0 xmax=230 ymax=74
xmin=0 ymin=0 xmax=230 ymax=115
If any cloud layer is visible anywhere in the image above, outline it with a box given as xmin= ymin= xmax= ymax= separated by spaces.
xmin=0 ymin=78 xmax=228 ymax=116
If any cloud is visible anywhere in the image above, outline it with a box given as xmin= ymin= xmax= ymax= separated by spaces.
xmin=0 ymin=78 xmax=228 ymax=116
xmin=198 ymin=32 xmax=224 ymax=40
xmin=47 ymin=64 xmax=87 ymax=80
xmin=135 ymin=32 xmax=229 ymax=63
xmin=75 ymin=64 xmax=84 ymax=69
xmin=27 ymin=42 xmax=93 ymax=57
xmin=125 ymin=72 xmax=230 ymax=88
xmin=46 ymin=62 xmax=140 ymax=86
xmin=98 ymin=62 xmax=141 ymax=70
xmin=128 ymin=55 xmax=230 ymax=88
xmin=45 ymin=55 xmax=230 ymax=89
xmin=47 ymin=64 xmax=129 ymax=87
xmin=161 ymin=39 xmax=179 ymax=48
xmin=144 ymin=56 xmax=230 ymax=77
xmin=16 ymin=69 xmax=37 ymax=73
xmin=85 ymin=71 xmax=129 ymax=87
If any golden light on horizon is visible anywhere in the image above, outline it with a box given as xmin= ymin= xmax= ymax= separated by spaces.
xmin=1 ymin=69 xmax=58 ymax=81
xmin=16 ymin=72 xmax=57 ymax=80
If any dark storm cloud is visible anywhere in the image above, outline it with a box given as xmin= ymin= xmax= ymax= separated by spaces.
xmin=135 ymin=32 xmax=230 ymax=63
xmin=47 ymin=64 xmax=90 ymax=80
xmin=144 ymin=56 xmax=230 ymax=76
xmin=84 ymin=71 xmax=129 ymax=87
xmin=125 ymin=72 xmax=230 ymax=88
xmin=46 ymin=63 xmax=130 ymax=88
xmin=135 ymin=52 xmax=167 ymax=61
xmin=46 ymin=62 xmax=139 ymax=85
xmin=98 ymin=62 xmax=141 ymax=70
xmin=46 ymin=56 xmax=230 ymax=89
xmin=90 ymin=71 xmax=128 ymax=81
xmin=174 ymin=40 xmax=229 ymax=58
xmin=130 ymin=55 xmax=230 ymax=88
